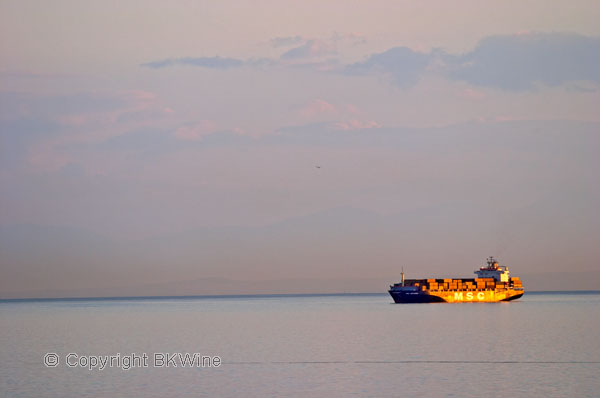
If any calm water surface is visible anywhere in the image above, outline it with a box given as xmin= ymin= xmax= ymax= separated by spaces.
xmin=1 ymin=292 xmax=599 ymax=397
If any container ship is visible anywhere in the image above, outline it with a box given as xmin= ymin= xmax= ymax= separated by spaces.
xmin=389 ymin=257 xmax=524 ymax=303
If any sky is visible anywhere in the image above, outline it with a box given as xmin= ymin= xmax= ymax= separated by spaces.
xmin=1 ymin=1 xmax=599 ymax=297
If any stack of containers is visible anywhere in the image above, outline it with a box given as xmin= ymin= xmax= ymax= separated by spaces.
xmin=443 ymin=279 xmax=451 ymax=290
xmin=475 ymin=278 xmax=485 ymax=289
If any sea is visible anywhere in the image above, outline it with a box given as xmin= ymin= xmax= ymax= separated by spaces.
xmin=1 ymin=291 xmax=599 ymax=397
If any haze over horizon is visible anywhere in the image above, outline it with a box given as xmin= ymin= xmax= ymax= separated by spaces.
xmin=1 ymin=1 xmax=599 ymax=298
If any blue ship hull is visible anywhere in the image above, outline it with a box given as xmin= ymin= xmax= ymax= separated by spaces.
xmin=389 ymin=290 xmax=524 ymax=303
xmin=388 ymin=290 xmax=446 ymax=303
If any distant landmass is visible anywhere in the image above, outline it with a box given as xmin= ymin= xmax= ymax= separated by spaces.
xmin=1 ymin=203 xmax=599 ymax=298
xmin=1 ymin=272 xmax=599 ymax=299
xmin=2 ymin=120 xmax=599 ymax=299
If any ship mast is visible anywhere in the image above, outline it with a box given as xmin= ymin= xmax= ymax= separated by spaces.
xmin=401 ymin=267 xmax=405 ymax=287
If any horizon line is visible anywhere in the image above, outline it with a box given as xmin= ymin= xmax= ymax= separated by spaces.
xmin=2 ymin=290 xmax=599 ymax=302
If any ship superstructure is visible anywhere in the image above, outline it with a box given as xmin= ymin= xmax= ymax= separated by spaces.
xmin=388 ymin=257 xmax=524 ymax=303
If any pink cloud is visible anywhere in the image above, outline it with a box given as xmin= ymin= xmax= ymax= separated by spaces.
xmin=57 ymin=90 xmax=162 ymax=128
xmin=332 ymin=119 xmax=381 ymax=131
xmin=409 ymin=43 xmax=427 ymax=53
xmin=458 ymin=88 xmax=486 ymax=100
xmin=26 ymin=142 xmax=70 ymax=172
xmin=299 ymin=99 xmax=337 ymax=118
xmin=344 ymin=104 xmax=361 ymax=115
xmin=23 ymin=90 xmax=178 ymax=173
xmin=306 ymin=39 xmax=335 ymax=56
xmin=298 ymin=100 xmax=379 ymax=131
xmin=122 ymin=90 xmax=156 ymax=103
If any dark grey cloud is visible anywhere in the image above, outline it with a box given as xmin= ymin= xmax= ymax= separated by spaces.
xmin=275 ymin=34 xmax=364 ymax=60
xmin=140 ymin=33 xmax=599 ymax=91
xmin=141 ymin=56 xmax=244 ymax=69
xmin=446 ymin=32 xmax=600 ymax=90
xmin=343 ymin=33 xmax=600 ymax=90
xmin=344 ymin=47 xmax=431 ymax=88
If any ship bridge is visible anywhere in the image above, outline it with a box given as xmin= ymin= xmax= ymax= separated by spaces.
xmin=474 ymin=256 xmax=510 ymax=282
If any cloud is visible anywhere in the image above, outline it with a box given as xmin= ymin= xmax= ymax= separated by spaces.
xmin=142 ymin=34 xmax=356 ymax=69
xmin=457 ymin=88 xmax=486 ymax=100
xmin=281 ymin=39 xmax=336 ymax=60
xmin=271 ymin=32 xmax=365 ymax=53
xmin=142 ymin=56 xmax=244 ymax=69
xmin=445 ymin=32 xmax=600 ymax=90
xmin=298 ymin=99 xmax=337 ymax=118
xmin=332 ymin=119 xmax=381 ymax=131
xmin=0 ymin=91 xmax=134 ymax=170
xmin=273 ymin=33 xmax=366 ymax=64
xmin=140 ymin=32 xmax=600 ymax=91
xmin=99 ymin=127 xmax=175 ymax=154
xmin=174 ymin=120 xmax=218 ymax=141
xmin=343 ymin=32 xmax=600 ymax=90
xmin=295 ymin=100 xmax=379 ymax=131
xmin=270 ymin=36 xmax=304 ymax=48
xmin=344 ymin=47 xmax=431 ymax=88
xmin=0 ymin=89 xmax=177 ymax=173
xmin=331 ymin=32 xmax=367 ymax=46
